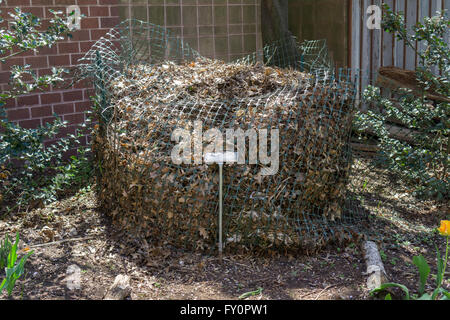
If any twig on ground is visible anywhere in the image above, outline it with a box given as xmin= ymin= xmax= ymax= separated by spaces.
xmin=314 ymin=284 xmax=337 ymax=300
xmin=28 ymin=236 xmax=95 ymax=249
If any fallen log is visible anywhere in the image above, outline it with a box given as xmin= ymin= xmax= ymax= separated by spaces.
xmin=104 ymin=275 xmax=131 ymax=300
xmin=377 ymin=66 xmax=450 ymax=103
xmin=350 ymin=142 xmax=379 ymax=154
xmin=357 ymin=123 xmax=423 ymax=145
xmin=363 ymin=241 xmax=388 ymax=292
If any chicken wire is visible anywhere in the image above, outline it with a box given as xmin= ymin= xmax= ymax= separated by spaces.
xmin=78 ymin=20 xmax=372 ymax=254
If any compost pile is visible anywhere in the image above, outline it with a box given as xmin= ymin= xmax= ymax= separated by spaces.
xmin=94 ymin=57 xmax=357 ymax=252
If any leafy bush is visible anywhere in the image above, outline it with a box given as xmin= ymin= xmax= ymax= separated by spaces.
xmin=0 ymin=2 xmax=91 ymax=210
xmin=355 ymin=5 xmax=449 ymax=199
xmin=0 ymin=117 xmax=90 ymax=208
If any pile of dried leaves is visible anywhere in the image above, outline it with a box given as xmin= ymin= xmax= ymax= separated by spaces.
xmin=93 ymin=57 xmax=357 ymax=253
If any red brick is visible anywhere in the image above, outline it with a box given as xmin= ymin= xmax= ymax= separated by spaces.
xmin=53 ymin=103 xmax=74 ymax=115
xmin=80 ymin=6 xmax=90 ymax=16
xmin=1 ymin=83 xmax=13 ymax=92
xmin=42 ymin=116 xmax=57 ymax=125
xmin=52 ymin=0 xmax=77 ymax=5
xmin=79 ymin=41 xmax=97 ymax=52
xmin=63 ymin=90 xmax=83 ymax=102
xmin=38 ymin=45 xmax=58 ymax=56
xmin=19 ymin=119 xmax=41 ymax=129
xmin=0 ymin=71 xmax=11 ymax=84
xmin=17 ymin=94 xmax=39 ymax=106
xmin=100 ymin=17 xmax=119 ymax=28
xmin=74 ymin=79 xmax=92 ymax=89
xmin=31 ymin=105 xmax=52 ymax=117
xmin=48 ymin=54 xmax=71 ymax=66
xmin=110 ymin=6 xmax=119 ymax=17
xmin=81 ymin=17 xmax=99 ymax=29
xmin=41 ymin=92 xmax=62 ymax=104
xmin=0 ymin=57 xmax=24 ymax=71
xmin=2 ymin=98 xmax=17 ymax=109
xmin=31 ymin=0 xmax=54 ymax=5
xmin=6 ymin=0 xmax=31 ymax=5
xmin=21 ymin=7 xmax=44 ymax=17
xmin=8 ymin=46 xmax=30 ymax=57
xmin=64 ymin=113 xmax=85 ymax=125
xmin=70 ymin=53 xmax=85 ymax=65
xmin=98 ymin=0 xmax=117 ymax=4
xmin=78 ymin=0 xmax=98 ymax=4
xmin=83 ymin=88 xmax=95 ymax=100
xmin=90 ymin=6 xmax=110 ymax=17
xmin=37 ymin=68 xmax=54 ymax=77
xmin=25 ymin=56 xmax=48 ymax=69
xmin=69 ymin=30 xmax=90 ymax=42
xmin=43 ymin=7 xmax=67 ymax=19
xmin=55 ymin=125 xmax=77 ymax=139
xmin=7 ymin=108 xmax=30 ymax=121
xmin=58 ymin=42 xmax=80 ymax=54
xmin=90 ymin=29 xmax=109 ymax=40
xmin=75 ymin=101 xmax=92 ymax=112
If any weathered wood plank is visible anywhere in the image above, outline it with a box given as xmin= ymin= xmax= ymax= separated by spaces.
xmin=417 ymin=0 xmax=430 ymax=67
xmin=351 ymin=0 xmax=362 ymax=71
xmin=361 ymin=0 xmax=372 ymax=99
xmin=351 ymin=0 xmax=363 ymax=104
xmin=404 ymin=0 xmax=418 ymax=70
xmin=382 ymin=0 xmax=395 ymax=66
xmin=445 ymin=0 xmax=450 ymax=11
xmin=394 ymin=0 xmax=405 ymax=69
xmin=372 ymin=0 xmax=383 ymax=83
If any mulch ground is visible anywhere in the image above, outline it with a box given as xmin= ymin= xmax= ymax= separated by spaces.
xmin=0 ymin=166 xmax=448 ymax=300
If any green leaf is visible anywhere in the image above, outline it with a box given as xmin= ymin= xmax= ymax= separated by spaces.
xmin=371 ymin=283 xmax=411 ymax=300
xmin=412 ymin=255 xmax=430 ymax=297
xmin=435 ymin=245 xmax=444 ymax=287
xmin=0 ymin=278 xmax=6 ymax=293
xmin=7 ymin=232 xmax=19 ymax=269
xmin=238 ymin=287 xmax=263 ymax=300
xmin=385 ymin=293 xmax=392 ymax=300
xmin=439 ymin=288 xmax=450 ymax=300
xmin=417 ymin=293 xmax=432 ymax=300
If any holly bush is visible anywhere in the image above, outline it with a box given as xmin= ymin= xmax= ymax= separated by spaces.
xmin=355 ymin=5 xmax=449 ymax=200
xmin=0 ymin=2 xmax=91 ymax=211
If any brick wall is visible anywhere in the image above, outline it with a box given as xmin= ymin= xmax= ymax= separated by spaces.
xmin=1 ymin=0 xmax=262 ymax=142
xmin=0 ymin=0 xmax=120 ymax=145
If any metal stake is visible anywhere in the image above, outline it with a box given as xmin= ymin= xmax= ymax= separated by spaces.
xmin=204 ymin=152 xmax=237 ymax=262
xmin=219 ymin=163 xmax=223 ymax=262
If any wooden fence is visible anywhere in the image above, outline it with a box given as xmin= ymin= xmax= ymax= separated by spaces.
xmin=350 ymin=0 xmax=449 ymax=97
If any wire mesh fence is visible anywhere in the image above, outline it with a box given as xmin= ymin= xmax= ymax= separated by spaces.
xmin=78 ymin=20 xmax=377 ymax=254
xmin=236 ymin=36 xmax=334 ymax=77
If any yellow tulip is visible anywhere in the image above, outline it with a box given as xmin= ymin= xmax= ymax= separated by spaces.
xmin=438 ymin=220 xmax=450 ymax=237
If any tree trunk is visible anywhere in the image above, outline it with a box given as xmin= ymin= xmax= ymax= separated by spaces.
xmin=261 ymin=0 xmax=290 ymax=44
xmin=260 ymin=0 xmax=300 ymax=68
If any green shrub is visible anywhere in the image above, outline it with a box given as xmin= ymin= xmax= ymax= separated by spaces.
xmin=355 ymin=5 xmax=449 ymax=199
xmin=0 ymin=2 xmax=91 ymax=211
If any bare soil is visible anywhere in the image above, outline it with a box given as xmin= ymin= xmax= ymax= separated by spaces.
xmin=0 ymin=165 xmax=448 ymax=300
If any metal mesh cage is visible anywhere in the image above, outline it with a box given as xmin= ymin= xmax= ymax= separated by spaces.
xmin=78 ymin=20 xmax=370 ymax=254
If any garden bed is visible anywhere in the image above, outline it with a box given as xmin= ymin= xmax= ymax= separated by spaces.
xmin=1 ymin=158 xmax=447 ymax=300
